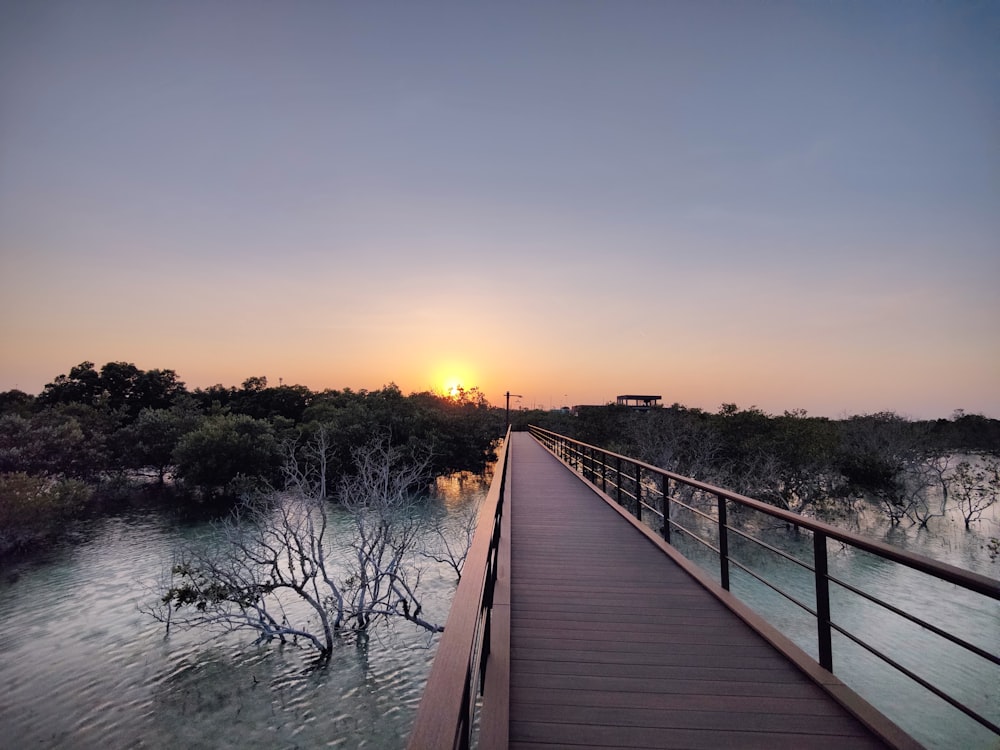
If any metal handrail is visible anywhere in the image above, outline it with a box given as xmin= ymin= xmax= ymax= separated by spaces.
xmin=407 ymin=428 xmax=511 ymax=750
xmin=528 ymin=425 xmax=1000 ymax=738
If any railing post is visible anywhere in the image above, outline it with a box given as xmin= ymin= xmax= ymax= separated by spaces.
xmin=661 ymin=475 xmax=670 ymax=543
xmin=616 ymin=456 xmax=623 ymax=506
xmin=717 ymin=495 xmax=730 ymax=590
xmin=601 ymin=450 xmax=607 ymax=493
xmin=814 ymin=530 xmax=833 ymax=672
xmin=634 ymin=464 xmax=642 ymax=521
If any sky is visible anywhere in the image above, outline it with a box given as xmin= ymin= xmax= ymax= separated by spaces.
xmin=1 ymin=1 xmax=997 ymax=419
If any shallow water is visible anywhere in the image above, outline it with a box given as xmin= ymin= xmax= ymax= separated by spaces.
xmin=0 ymin=475 xmax=486 ymax=749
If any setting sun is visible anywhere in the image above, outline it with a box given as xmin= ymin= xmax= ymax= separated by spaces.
xmin=431 ymin=360 xmax=478 ymax=401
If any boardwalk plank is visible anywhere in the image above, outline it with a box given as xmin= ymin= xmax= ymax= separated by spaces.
xmin=512 ymin=646 xmax=791 ymax=669
xmin=509 ymin=703 xmax=874 ymax=736
xmin=510 ymin=721 xmax=887 ymax=750
xmin=511 ymin=671 xmax=837 ymax=699
xmin=510 ymin=686 xmax=852 ymax=717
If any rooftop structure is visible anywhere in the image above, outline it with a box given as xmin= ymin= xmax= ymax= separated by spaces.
xmin=615 ymin=394 xmax=662 ymax=408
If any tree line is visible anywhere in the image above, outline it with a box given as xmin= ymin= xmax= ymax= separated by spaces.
xmin=5 ymin=362 xmax=998 ymax=557
xmin=519 ymin=403 xmax=1000 ymax=532
xmin=0 ymin=361 xmax=502 ymax=556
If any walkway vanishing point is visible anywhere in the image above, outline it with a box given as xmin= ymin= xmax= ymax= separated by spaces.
xmin=409 ymin=431 xmax=930 ymax=750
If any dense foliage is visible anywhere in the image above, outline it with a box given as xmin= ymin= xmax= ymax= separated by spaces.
xmin=4 ymin=361 xmax=998 ymax=556
xmin=519 ymin=403 xmax=1000 ymax=526
xmin=0 ymin=362 xmax=502 ymax=556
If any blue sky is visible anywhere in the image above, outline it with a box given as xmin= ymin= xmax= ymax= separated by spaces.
xmin=1 ymin=1 xmax=997 ymax=418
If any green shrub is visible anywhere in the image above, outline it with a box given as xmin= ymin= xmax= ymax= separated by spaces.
xmin=0 ymin=472 xmax=93 ymax=552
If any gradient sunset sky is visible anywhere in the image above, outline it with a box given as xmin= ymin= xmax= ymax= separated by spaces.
xmin=1 ymin=1 xmax=997 ymax=418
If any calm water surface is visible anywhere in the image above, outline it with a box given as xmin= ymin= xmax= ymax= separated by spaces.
xmin=1 ymin=473 xmax=486 ymax=749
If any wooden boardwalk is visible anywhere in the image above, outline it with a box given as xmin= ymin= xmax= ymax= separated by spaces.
xmin=507 ymin=432 xmax=893 ymax=750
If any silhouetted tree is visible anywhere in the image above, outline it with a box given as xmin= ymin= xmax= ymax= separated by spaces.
xmin=133 ymin=368 xmax=187 ymax=411
xmin=0 ymin=389 xmax=35 ymax=417
xmin=38 ymin=361 xmax=103 ymax=407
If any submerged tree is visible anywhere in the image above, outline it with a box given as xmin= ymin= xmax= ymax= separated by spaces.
xmin=904 ymin=453 xmax=954 ymax=528
xmin=950 ymin=457 xmax=1000 ymax=529
xmin=151 ymin=432 xmax=452 ymax=657
xmin=158 ymin=489 xmax=343 ymax=653
xmin=338 ymin=438 xmax=441 ymax=632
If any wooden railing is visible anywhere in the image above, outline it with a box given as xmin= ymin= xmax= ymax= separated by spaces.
xmin=407 ymin=428 xmax=511 ymax=750
xmin=529 ymin=425 xmax=1000 ymax=740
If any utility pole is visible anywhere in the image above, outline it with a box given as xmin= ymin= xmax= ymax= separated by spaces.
xmin=505 ymin=391 xmax=522 ymax=428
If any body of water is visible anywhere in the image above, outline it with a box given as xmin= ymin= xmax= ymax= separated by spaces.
xmin=0 ymin=473 xmax=487 ymax=749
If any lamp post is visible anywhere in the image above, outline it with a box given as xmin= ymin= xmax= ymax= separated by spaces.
xmin=505 ymin=391 xmax=522 ymax=428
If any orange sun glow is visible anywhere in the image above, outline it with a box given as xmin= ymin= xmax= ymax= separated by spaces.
xmin=443 ymin=379 xmax=464 ymax=400
xmin=435 ymin=364 xmax=477 ymax=401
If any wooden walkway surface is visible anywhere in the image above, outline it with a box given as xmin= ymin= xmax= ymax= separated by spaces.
xmin=507 ymin=432 xmax=892 ymax=750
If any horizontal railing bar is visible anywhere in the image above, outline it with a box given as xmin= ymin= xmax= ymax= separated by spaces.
xmin=669 ymin=519 xmax=721 ymax=557
xmin=728 ymin=557 xmax=819 ymax=618
xmin=830 ymin=621 xmax=1000 ymax=735
xmin=529 ymin=426 xmax=1000 ymax=600
xmin=640 ymin=501 xmax=662 ymax=518
xmin=667 ymin=496 xmax=718 ymax=526
xmin=827 ymin=574 xmax=1000 ymax=667
xmin=725 ymin=523 xmax=815 ymax=573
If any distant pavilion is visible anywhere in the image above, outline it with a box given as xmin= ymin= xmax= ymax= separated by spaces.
xmin=615 ymin=394 xmax=662 ymax=409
